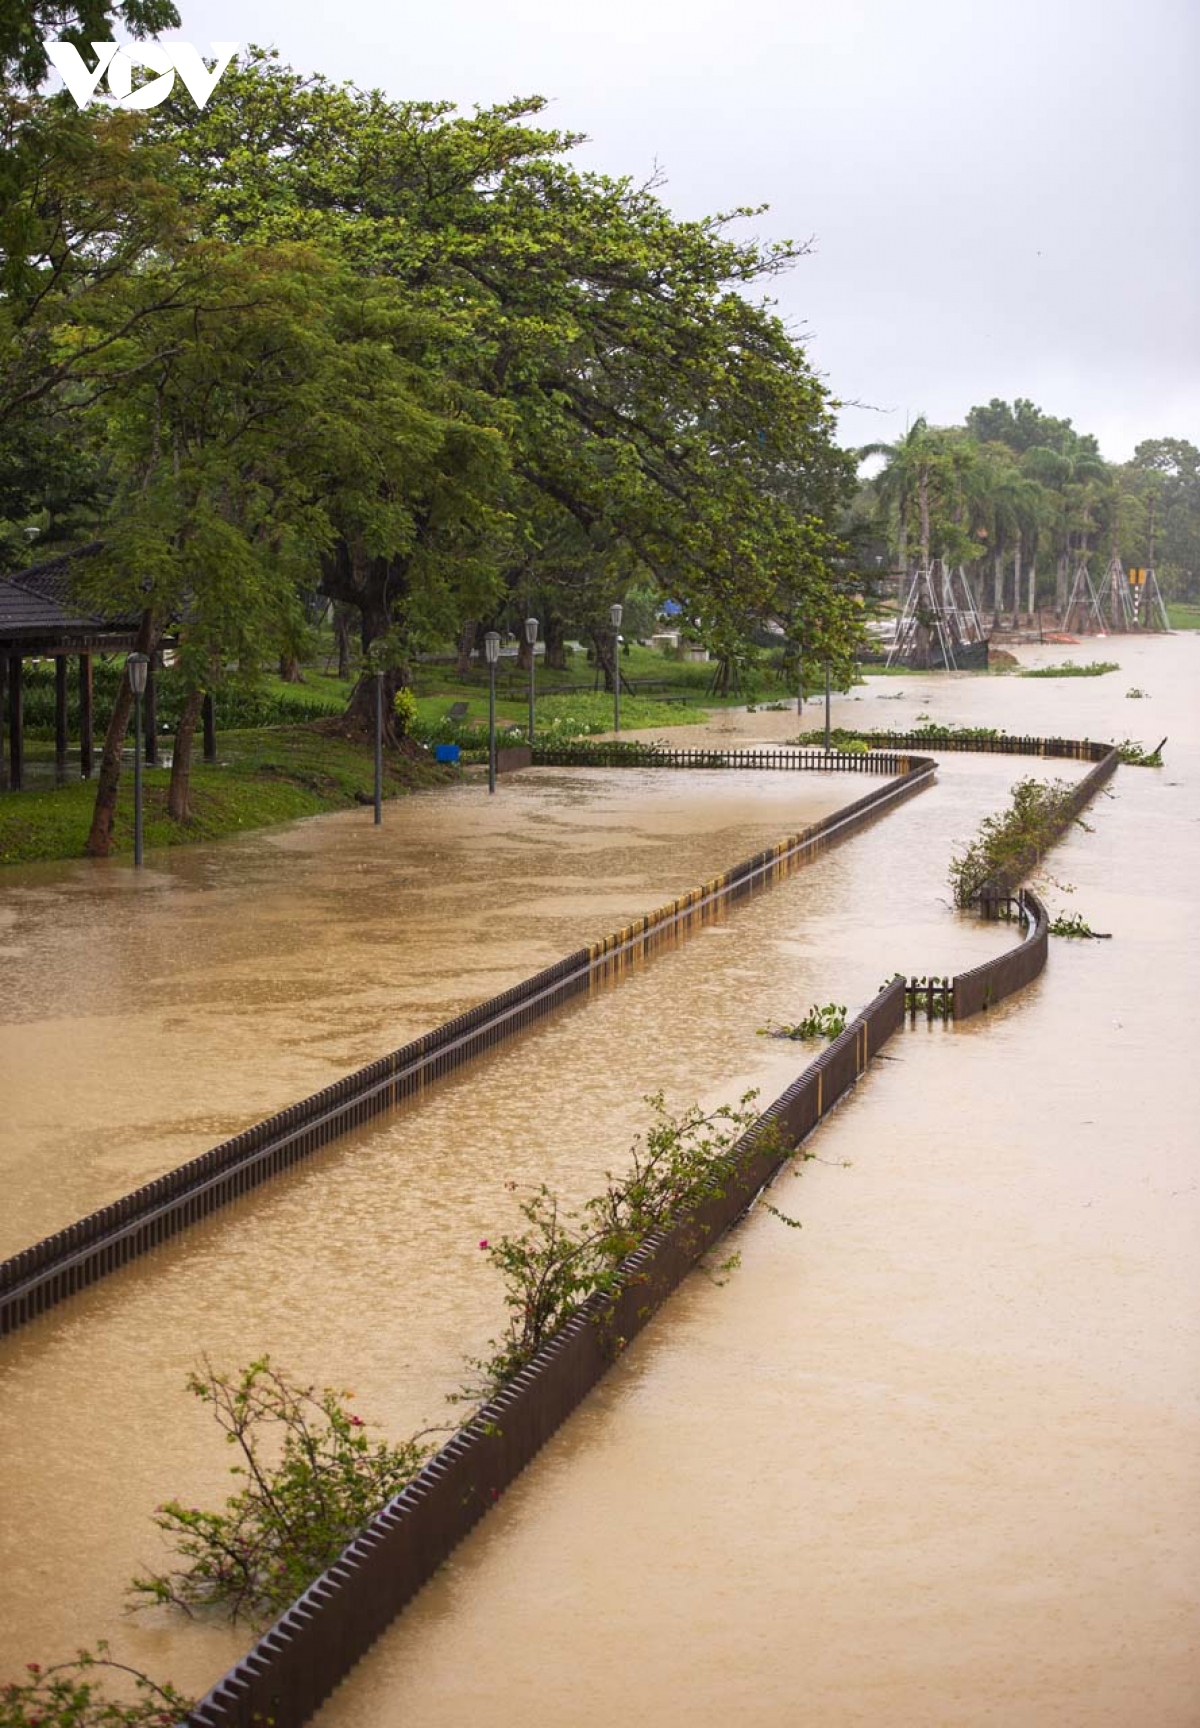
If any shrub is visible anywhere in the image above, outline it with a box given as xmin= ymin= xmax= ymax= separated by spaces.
xmin=948 ymin=777 xmax=1083 ymax=907
xmin=131 ymin=1359 xmax=432 ymax=1625
xmin=469 ymin=1092 xmax=780 ymax=1394
xmin=0 ymin=1647 xmax=192 ymax=1727
xmin=758 ymin=1002 xmax=848 ymax=1040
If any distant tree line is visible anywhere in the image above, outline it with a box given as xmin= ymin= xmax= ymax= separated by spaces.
xmin=856 ymin=397 xmax=1200 ymax=620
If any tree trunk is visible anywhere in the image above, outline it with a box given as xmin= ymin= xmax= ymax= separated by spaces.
xmin=334 ymin=606 xmax=353 ymax=680
xmin=993 ymin=551 xmax=1003 ymax=621
xmin=970 ymin=565 xmax=986 ymax=617
xmin=709 ymin=655 xmax=738 ymax=696
xmin=278 ymin=654 xmax=304 ymax=684
xmin=1028 ymin=557 xmax=1037 ymax=616
xmin=167 ymin=687 xmax=205 ymax=821
xmin=544 ymin=613 xmax=567 ymax=671
xmin=589 ymin=626 xmax=615 ymax=693
xmin=455 ymin=621 xmax=478 ymax=676
xmin=84 ymin=610 xmax=158 ymax=858
xmin=1055 ymin=553 xmax=1068 ymax=615
xmin=918 ymin=469 xmax=931 ymax=565
xmin=343 ymin=668 xmax=403 ymax=743
xmin=896 ymin=507 xmax=908 ymax=583
xmin=1012 ymin=539 xmax=1023 ymax=628
xmin=516 ymin=633 xmax=534 ymax=673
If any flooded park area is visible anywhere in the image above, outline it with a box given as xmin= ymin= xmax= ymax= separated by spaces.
xmin=1 ymin=633 xmax=1198 ymax=1720
xmin=0 ymin=764 xmax=871 ymax=1252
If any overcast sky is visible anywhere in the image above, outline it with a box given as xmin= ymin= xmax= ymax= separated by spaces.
xmin=167 ymin=0 xmax=1197 ymax=462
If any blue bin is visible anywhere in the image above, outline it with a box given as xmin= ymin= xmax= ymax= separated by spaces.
xmin=435 ymin=744 xmax=460 ymax=763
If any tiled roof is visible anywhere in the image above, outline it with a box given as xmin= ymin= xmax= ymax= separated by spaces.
xmin=0 ymin=544 xmax=141 ymax=641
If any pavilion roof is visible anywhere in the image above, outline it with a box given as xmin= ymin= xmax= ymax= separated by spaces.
xmin=0 ymin=544 xmax=142 ymax=648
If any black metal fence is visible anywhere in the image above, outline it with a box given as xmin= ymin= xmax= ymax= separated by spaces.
xmin=534 ymin=743 xmax=913 ymax=772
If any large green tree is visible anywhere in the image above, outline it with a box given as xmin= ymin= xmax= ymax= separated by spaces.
xmin=147 ymin=54 xmax=855 ymax=698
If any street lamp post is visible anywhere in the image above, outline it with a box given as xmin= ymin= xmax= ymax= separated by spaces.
xmin=824 ymin=661 xmax=832 ymax=753
xmin=610 ymin=602 xmax=623 ymax=735
xmin=795 ymin=645 xmax=804 ymax=717
xmin=126 ymin=652 xmax=148 ymax=868
xmin=373 ymin=670 xmax=384 ymax=825
xmin=525 ymin=617 xmax=538 ymax=747
xmin=484 ymin=630 xmax=500 ymax=794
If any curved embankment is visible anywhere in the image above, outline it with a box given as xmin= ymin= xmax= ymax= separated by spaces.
xmin=188 ymin=891 xmax=1056 ymax=1728
xmin=0 ymin=751 xmax=931 ymax=1338
xmin=182 ymin=740 xmax=1120 ymax=1728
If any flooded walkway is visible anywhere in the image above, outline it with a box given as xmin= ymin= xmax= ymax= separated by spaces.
xmin=0 ymin=767 xmax=865 ymax=1253
xmin=0 ymin=740 xmax=1034 ymax=1695
xmin=3 ymin=636 xmax=1196 ymax=1721
xmin=311 ymin=637 xmax=1200 ymax=1727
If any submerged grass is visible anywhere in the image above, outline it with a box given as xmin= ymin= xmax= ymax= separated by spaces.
xmin=1020 ymin=660 xmax=1119 ymax=678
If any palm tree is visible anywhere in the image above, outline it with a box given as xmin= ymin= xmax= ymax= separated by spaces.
xmin=1021 ymin=440 xmax=1110 ymax=615
xmin=860 ymin=418 xmax=975 ymax=574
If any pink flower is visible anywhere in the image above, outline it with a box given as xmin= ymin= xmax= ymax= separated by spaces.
xmin=349 ymin=1415 xmax=364 ymax=1428
xmin=478 ymin=1239 xmax=489 ymax=1249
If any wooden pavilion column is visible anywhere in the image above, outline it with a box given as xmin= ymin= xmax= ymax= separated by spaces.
xmin=202 ymin=692 xmax=217 ymax=762
xmin=0 ymin=652 xmax=7 ymax=791
xmin=79 ymin=654 xmax=94 ymax=778
xmin=55 ymin=655 xmax=69 ymax=771
xmin=7 ymin=653 xmax=23 ymax=791
xmin=144 ymin=653 xmax=158 ymax=764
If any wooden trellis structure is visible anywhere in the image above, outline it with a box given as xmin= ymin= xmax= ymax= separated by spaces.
xmin=888 ymin=558 xmax=989 ymax=670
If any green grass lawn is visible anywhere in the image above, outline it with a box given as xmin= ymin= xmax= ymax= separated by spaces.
xmin=1166 ymin=601 xmax=1200 ymax=630
xmin=0 ymin=724 xmax=453 ymax=868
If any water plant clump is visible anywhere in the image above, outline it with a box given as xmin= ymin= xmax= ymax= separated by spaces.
xmin=1049 ymin=912 xmax=1111 ymax=939
xmin=1115 ymin=737 xmax=1165 ymax=766
xmin=131 ymin=1359 xmax=434 ymax=1624
xmin=948 ymin=776 xmax=1084 ymax=908
xmin=1020 ymin=660 xmax=1119 ymax=678
xmin=758 ymin=1002 xmax=848 ymax=1040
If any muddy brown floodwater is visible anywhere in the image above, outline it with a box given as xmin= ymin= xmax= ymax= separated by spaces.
xmin=0 ymin=768 xmax=864 ymax=1254
xmin=311 ymin=636 xmax=1200 ymax=1728
xmin=2 ymin=636 xmax=1197 ymax=1723
xmin=0 ymin=741 xmax=1021 ymax=1694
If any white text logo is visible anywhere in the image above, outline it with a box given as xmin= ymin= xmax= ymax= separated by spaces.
xmin=45 ymin=40 xmax=239 ymax=110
